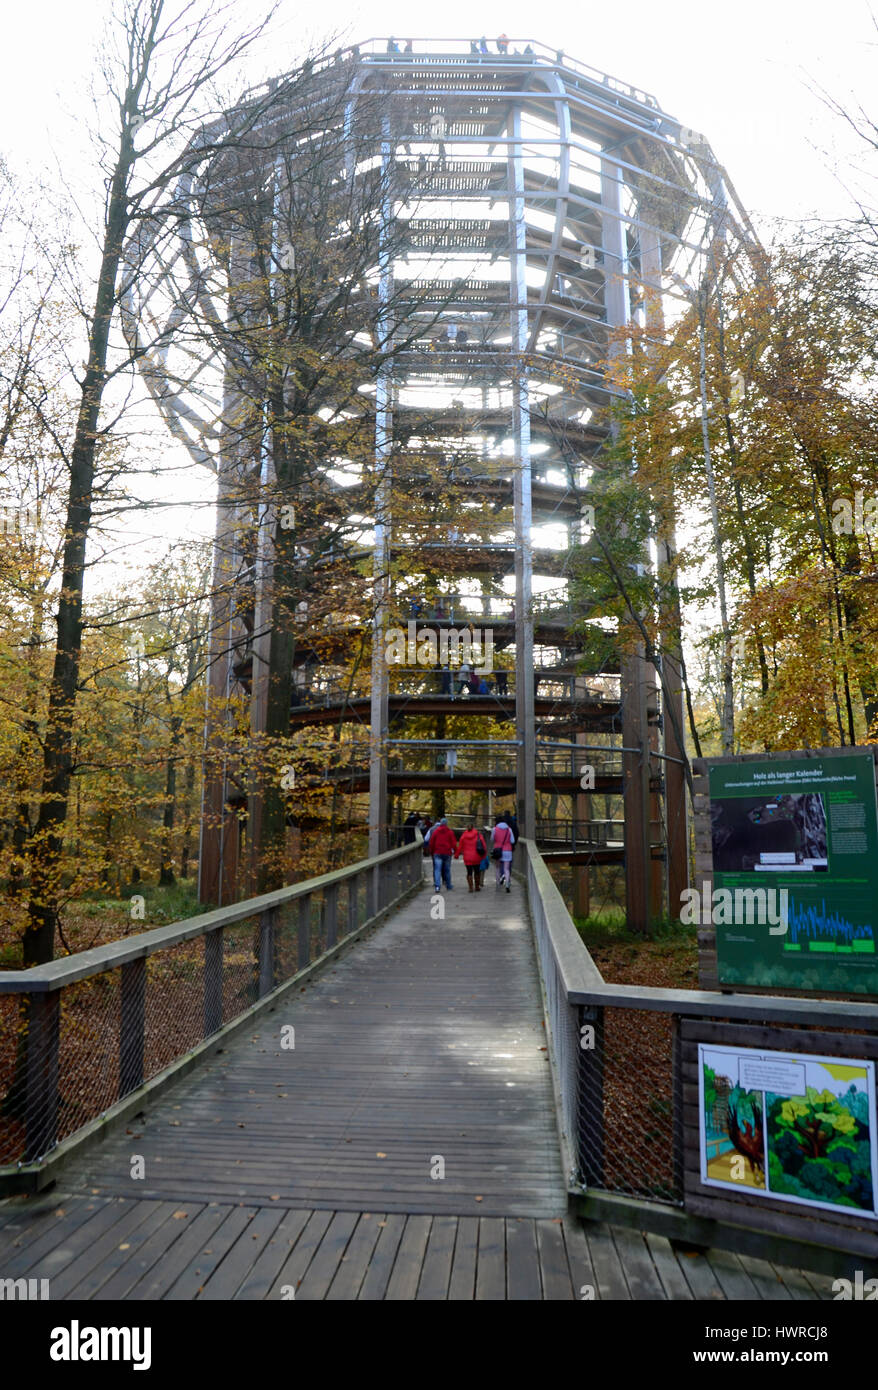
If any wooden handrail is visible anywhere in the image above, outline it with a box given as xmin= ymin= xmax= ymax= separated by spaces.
xmin=0 ymin=838 xmax=421 ymax=995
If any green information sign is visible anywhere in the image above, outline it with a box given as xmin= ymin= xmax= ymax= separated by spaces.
xmin=709 ymin=753 xmax=878 ymax=995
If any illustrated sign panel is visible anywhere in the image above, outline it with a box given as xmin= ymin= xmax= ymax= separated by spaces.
xmin=709 ymin=753 xmax=878 ymax=993
xmin=698 ymin=1044 xmax=878 ymax=1220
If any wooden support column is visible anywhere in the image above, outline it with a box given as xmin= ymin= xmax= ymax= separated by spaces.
xmin=640 ymin=223 xmax=689 ymax=920
xmin=601 ymin=151 xmax=651 ymax=931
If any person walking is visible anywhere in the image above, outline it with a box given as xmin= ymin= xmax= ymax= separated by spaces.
xmin=402 ymin=810 xmax=420 ymax=844
xmin=491 ymin=815 xmax=515 ymax=891
xmin=428 ymin=816 xmax=457 ymax=891
xmin=455 ymin=821 xmax=488 ymax=892
xmin=497 ymin=33 xmax=509 ymax=52
xmin=478 ymin=829 xmax=492 ymax=890
xmin=420 ymin=816 xmax=433 ymax=856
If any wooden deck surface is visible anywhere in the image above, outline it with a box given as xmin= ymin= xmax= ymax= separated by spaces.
xmin=0 ymin=1193 xmax=838 ymax=1299
xmin=53 ymin=866 xmax=567 ymax=1217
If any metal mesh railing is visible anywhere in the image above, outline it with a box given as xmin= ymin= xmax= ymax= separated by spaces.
xmin=524 ymin=842 xmax=592 ymax=1183
xmin=578 ymin=1003 xmax=678 ymax=1204
xmin=522 ymin=838 xmax=878 ymax=1226
xmin=0 ymin=839 xmax=423 ymax=1170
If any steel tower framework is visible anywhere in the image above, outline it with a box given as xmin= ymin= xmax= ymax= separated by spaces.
xmin=124 ymin=37 xmax=755 ymax=922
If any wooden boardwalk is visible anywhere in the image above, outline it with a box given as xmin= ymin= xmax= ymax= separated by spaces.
xmin=0 ymin=1193 xmax=838 ymax=1299
xmin=0 ymin=866 xmax=841 ymax=1299
xmin=48 ymin=866 xmax=566 ymax=1216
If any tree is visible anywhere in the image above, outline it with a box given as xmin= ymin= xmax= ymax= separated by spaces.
xmin=23 ymin=0 xmax=285 ymax=964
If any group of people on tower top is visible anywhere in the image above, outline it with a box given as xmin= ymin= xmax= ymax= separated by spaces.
xmin=386 ymin=37 xmax=538 ymax=58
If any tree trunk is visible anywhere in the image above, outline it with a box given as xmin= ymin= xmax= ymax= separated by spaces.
xmin=24 ymin=151 xmax=131 ymax=966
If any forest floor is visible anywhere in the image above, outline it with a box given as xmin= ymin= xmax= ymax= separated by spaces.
xmin=574 ymin=910 xmax=699 ymax=989
xmin=0 ymin=880 xmax=201 ymax=968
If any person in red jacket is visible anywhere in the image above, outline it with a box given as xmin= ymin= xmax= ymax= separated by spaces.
xmin=426 ymin=816 xmax=458 ymax=890
xmin=455 ymin=821 xmax=488 ymax=892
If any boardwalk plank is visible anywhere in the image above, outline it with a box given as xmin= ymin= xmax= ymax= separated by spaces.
xmin=561 ymin=1216 xmax=601 ymax=1300
xmin=270 ymin=1209 xmax=334 ymax=1300
xmin=0 ymin=1196 xmax=111 ymax=1276
xmin=706 ymin=1248 xmax=760 ymax=1301
xmin=385 ymin=1215 xmax=433 ymax=1300
xmin=475 ymin=1217 xmax=505 ymax=1300
xmin=294 ymin=1210 xmax=359 ymax=1301
xmin=643 ymin=1232 xmax=693 ymax=1301
xmin=358 ymin=1213 xmax=407 ymax=1300
xmin=770 ymin=1264 xmax=827 ymax=1301
xmin=735 ymin=1253 xmax=793 ymax=1300
xmin=66 ymin=1201 xmax=186 ymax=1299
xmin=234 ymin=1208 xmax=313 ymax=1300
xmin=583 ymin=1221 xmax=630 ymax=1300
xmin=126 ymin=1204 xmax=235 ymax=1300
xmin=672 ymin=1245 xmax=727 ymax=1300
xmin=164 ymin=1206 xmax=258 ymax=1300
xmin=198 ymin=1206 xmax=285 ymax=1299
xmin=799 ymin=1268 xmax=838 ymax=1299
xmin=447 ymin=1215 xmax=479 ymax=1300
xmin=536 ymin=1218 xmax=574 ymax=1300
xmin=506 ymin=1218 xmax=542 ymax=1301
xmin=609 ymin=1227 xmax=667 ymax=1300
xmin=48 ymin=1199 xmax=160 ymax=1299
xmin=415 ymin=1216 xmax=457 ymax=1300
xmin=326 ymin=1214 xmax=385 ymax=1301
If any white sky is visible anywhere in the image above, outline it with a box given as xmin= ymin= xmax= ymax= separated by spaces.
xmin=3 ymin=0 xmax=875 ymax=226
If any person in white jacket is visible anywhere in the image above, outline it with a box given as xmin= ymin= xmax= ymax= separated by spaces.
xmin=491 ymin=816 xmax=515 ymax=891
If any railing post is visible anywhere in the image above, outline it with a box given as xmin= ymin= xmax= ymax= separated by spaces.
xmin=578 ymin=1003 xmax=605 ymax=1187
xmin=120 ymin=958 xmax=147 ymax=1097
xmin=24 ymin=990 xmax=61 ymax=1162
xmin=369 ymin=862 xmax=380 ymax=919
xmin=298 ymin=895 xmax=311 ymax=969
xmin=258 ymin=908 xmax=275 ymax=998
xmin=324 ymin=884 xmax=339 ymax=949
xmin=348 ymin=873 xmax=359 ymax=934
xmin=671 ymin=1012 xmax=685 ymax=1202
xmin=204 ymin=927 xmax=223 ymax=1036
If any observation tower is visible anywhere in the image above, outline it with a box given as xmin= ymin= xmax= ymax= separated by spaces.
xmin=125 ymin=37 xmax=754 ymax=924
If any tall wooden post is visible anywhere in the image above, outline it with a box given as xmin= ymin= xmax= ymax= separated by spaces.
xmin=601 ymin=152 xmax=650 ymax=931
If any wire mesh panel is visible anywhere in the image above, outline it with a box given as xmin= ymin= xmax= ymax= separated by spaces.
xmin=221 ymin=918 xmax=260 ymax=1025
xmin=56 ymin=971 xmax=122 ymax=1150
xmin=0 ymin=843 xmax=423 ymax=1170
xmin=0 ymin=993 xmax=25 ymax=1164
xmin=529 ymin=873 xmax=581 ymax=1177
xmin=578 ymin=1004 xmax=678 ymax=1204
xmin=143 ymin=937 xmax=206 ymax=1079
xmin=273 ymin=900 xmax=300 ymax=983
